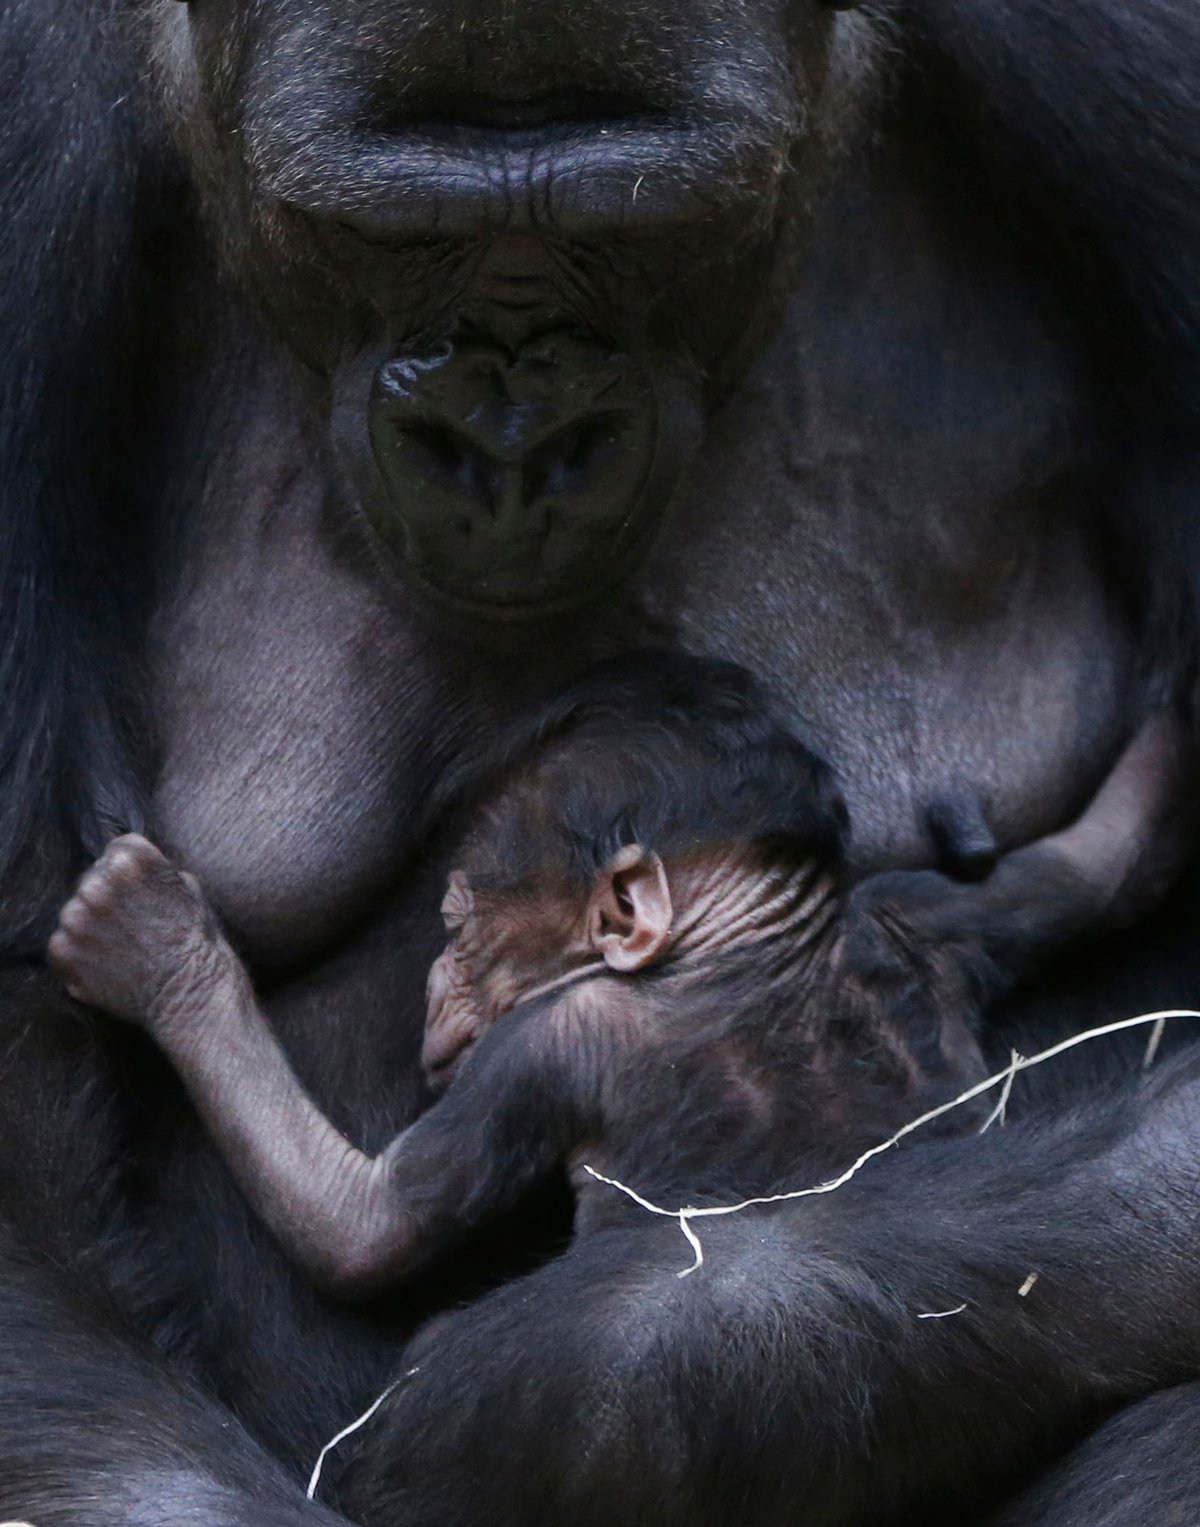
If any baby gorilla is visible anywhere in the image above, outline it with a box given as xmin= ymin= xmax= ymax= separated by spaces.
xmin=48 ymin=654 xmax=1184 ymax=1316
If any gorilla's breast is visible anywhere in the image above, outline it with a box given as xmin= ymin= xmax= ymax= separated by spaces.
xmin=146 ymin=137 xmax=1141 ymax=974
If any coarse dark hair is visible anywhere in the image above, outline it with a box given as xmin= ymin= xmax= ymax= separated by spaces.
xmin=453 ymin=650 xmax=848 ymax=893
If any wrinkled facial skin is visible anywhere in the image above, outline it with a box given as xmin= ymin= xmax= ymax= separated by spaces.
xmin=422 ymin=871 xmax=585 ymax=1087
xmin=157 ymin=0 xmax=848 ymax=616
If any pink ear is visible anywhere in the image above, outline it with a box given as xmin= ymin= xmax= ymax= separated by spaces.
xmin=587 ymin=846 xmax=673 ymax=972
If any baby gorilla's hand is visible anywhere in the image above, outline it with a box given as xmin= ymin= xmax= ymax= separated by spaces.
xmin=421 ymin=942 xmax=487 ymax=1093
xmin=49 ymin=835 xmax=230 ymax=1032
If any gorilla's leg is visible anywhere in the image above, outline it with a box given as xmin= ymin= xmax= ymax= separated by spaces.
xmin=0 ymin=969 xmax=350 ymax=1527
xmin=0 ymin=1223 xmax=349 ymax=1527
xmin=985 ymin=1383 xmax=1200 ymax=1527
xmin=335 ymin=1052 xmax=1200 ymax=1527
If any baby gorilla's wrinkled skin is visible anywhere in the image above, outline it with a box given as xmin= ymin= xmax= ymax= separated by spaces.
xmin=51 ymin=845 xmax=229 ymax=1022
xmin=422 ymin=843 xmax=704 ymax=1090
xmin=47 ymin=658 xmax=1190 ymax=1326
xmin=421 ymin=867 xmax=591 ymax=1089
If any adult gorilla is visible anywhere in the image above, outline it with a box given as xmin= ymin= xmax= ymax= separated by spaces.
xmin=2 ymin=0 xmax=1200 ymax=1523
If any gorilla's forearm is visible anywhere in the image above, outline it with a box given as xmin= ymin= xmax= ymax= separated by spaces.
xmin=146 ymin=965 xmax=416 ymax=1300
xmin=155 ymin=970 xmax=575 ymax=1303
xmin=0 ymin=1216 xmax=346 ymax=1527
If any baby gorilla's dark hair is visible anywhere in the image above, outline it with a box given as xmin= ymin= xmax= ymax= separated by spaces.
xmin=456 ymin=651 xmax=848 ymax=894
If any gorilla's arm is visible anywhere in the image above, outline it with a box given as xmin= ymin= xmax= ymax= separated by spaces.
xmin=48 ymin=834 xmax=587 ymax=1303
xmin=338 ymin=1055 xmax=1200 ymax=1527
xmin=905 ymin=0 xmax=1200 ymax=358
xmin=904 ymin=0 xmax=1200 ymax=671
xmin=0 ymin=5 xmax=348 ymax=1451
xmin=0 ymin=0 xmax=156 ymax=952
xmin=984 ymin=1381 xmax=1200 ymax=1527
xmin=136 ymin=972 xmax=576 ymax=1304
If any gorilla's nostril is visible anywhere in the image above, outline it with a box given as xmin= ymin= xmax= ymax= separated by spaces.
xmin=398 ymin=422 xmax=477 ymax=490
xmin=520 ymin=416 xmax=622 ymax=507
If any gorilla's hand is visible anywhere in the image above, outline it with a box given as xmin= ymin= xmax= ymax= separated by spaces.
xmin=48 ymin=833 xmax=235 ymax=1036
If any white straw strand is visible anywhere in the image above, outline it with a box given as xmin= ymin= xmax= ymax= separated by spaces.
xmin=979 ymin=1049 xmax=1023 ymax=1133
xmin=307 ymin=1368 xmax=419 ymax=1502
xmin=586 ymin=1008 xmax=1200 ymax=1277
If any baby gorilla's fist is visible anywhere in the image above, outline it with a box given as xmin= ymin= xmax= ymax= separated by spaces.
xmin=48 ymin=834 xmax=228 ymax=1031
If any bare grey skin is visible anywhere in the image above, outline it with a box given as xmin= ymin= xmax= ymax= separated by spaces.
xmin=48 ymin=708 xmax=1188 ymax=1306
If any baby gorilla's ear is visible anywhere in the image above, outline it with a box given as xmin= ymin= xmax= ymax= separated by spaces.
xmin=587 ymin=846 xmax=674 ymax=973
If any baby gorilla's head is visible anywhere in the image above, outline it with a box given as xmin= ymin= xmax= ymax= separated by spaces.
xmin=423 ymin=651 xmax=1183 ymax=1145
xmin=423 ymin=651 xmax=857 ymax=1087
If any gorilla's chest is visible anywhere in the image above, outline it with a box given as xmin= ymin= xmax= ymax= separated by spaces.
xmin=641 ymin=290 xmax=1133 ymax=875
xmin=147 ymin=234 xmax=1135 ymax=973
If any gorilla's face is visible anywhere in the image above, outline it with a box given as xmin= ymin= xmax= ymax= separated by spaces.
xmin=164 ymin=0 xmax=851 ymax=617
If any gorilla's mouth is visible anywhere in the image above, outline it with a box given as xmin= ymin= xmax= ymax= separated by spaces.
xmin=354 ymin=327 xmax=688 ymax=619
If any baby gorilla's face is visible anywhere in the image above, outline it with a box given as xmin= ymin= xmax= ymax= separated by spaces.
xmin=422 ymin=870 xmax=588 ymax=1089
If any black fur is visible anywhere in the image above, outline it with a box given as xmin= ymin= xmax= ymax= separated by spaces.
xmin=448 ymin=650 xmax=847 ymax=891
xmin=899 ymin=0 xmax=1200 ymax=678
xmin=0 ymin=0 xmax=162 ymax=953
xmin=3 ymin=0 xmax=1200 ymax=1522
xmin=332 ymin=1062 xmax=1200 ymax=1527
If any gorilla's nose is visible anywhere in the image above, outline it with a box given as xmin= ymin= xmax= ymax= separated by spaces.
xmin=366 ymin=331 xmax=658 ymax=613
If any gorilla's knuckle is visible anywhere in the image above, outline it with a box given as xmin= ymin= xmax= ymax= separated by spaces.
xmin=110 ymin=832 xmax=154 ymax=857
xmin=46 ymin=929 xmax=74 ymax=965
xmin=58 ymin=902 xmax=95 ymax=936
xmin=103 ymin=845 xmax=143 ymax=880
xmin=77 ymin=873 xmax=114 ymax=909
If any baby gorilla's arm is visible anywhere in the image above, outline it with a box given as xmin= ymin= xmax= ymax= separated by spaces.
xmin=48 ymin=836 xmax=576 ymax=1302
xmin=49 ymin=836 xmax=410 ymax=1294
